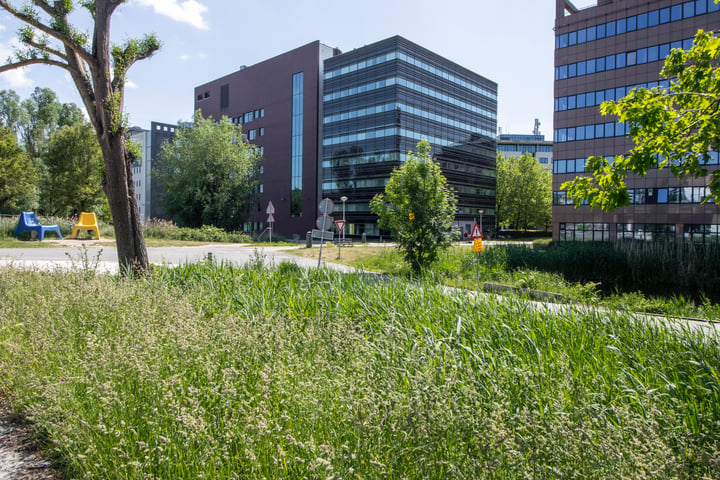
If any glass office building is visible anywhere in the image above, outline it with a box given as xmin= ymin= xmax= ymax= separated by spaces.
xmin=553 ymin=0 xmax=720 ymax=243
xmin=322 ymin=36 xmax=498 ymax=237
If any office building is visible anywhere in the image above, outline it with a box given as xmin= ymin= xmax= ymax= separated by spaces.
xmin=194 ymin=41 xmax=338 ymax=236
xmin=128 ymin=121 xmax=177 ymax=222
xmin=498 ymin=120 xmax=553 ymax=169
xmin=553 ymin=0 xmax=720 ymax=242
xmin=322 ymin=36 xmax=497 ymax=237
xmin=195 ymin=36 xmax=497 ymax=238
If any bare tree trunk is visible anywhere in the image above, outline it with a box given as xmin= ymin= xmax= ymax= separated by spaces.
xmin=99 ymin=133 xmax=149 ymax=273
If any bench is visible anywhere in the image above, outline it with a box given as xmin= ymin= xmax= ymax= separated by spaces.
xmin=14 ymin=212 xmax=63 ymax=241
xmin=71 ymin=212 xmax=101 ymax=239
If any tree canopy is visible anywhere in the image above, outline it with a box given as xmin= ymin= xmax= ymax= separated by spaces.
xmin=158 ymin=111 xmax=261 ymax=231
xmin=496 ymin=152 xmax=552 ymax=230
xmin=41 ymin=122 xmax=104 ymax=216
xmin=563 ymin=29 xmax=720 ymax=211
xmin=0 ymin=0 xmax=161 ymax=272
xmin=370 ymin=140 xmax=457 ymax=275
xmin=0 ymin=126 xmax=38 ymax=212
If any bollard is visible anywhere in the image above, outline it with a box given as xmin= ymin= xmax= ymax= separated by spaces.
xmin=207 ymin=252 xmax=213 ymax=261
xmin=361 ymin=233 xmax=367 ymax=243
xmin=306 ymin=231 xmax=312 ymax=248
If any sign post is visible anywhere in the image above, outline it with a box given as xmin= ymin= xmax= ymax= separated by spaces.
xmin=315 ymin=198 xmax=335 ymax=267
xmin=266 ymin=201 xmax=275 ymax=242
xmin=335 ymin=219 xmax=346 ymax=259
xmin=469 ymin=222 xmax=484 ymax=281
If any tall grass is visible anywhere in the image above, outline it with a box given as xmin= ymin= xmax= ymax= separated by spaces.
xmin=0 ymin=262 xmax=719 ymax=478
xmin=498 ymin=241 xmax=720 ymax=302
xmin=142 ymin=218 xmax=251 ymax=243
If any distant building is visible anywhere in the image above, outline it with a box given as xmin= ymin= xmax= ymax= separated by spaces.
xmin=553 ymin=0 xmax=720 ymax=242
xmin=497 ymin=119 xmax=553 ymax=169
xmin=195 ymin=36 xmax=498 ymax=238
xmin=128 ymin=121 xmax=177 ymax=222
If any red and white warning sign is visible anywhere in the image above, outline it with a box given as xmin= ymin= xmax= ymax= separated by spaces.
xmin=469 ymin=222 xmax=482 ymax=239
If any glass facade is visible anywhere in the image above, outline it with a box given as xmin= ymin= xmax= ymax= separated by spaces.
xmin=322 ymin=36 xmax=497 ymax=237
xmin=291 ymin=72 xmax=304 ymax=216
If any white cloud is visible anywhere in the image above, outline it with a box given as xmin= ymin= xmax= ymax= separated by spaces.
xmin=0 ymin=24 xmax=6 ymax=32
xmin=125 ymin=79 xmax=139 ymax=89
xmin=1 ymin=68 xmax=34 ymax=89
xmin=136 ymin=0 xmax=209 ymax=30
xmin=0 ymin=37 xmax=34 ymax=89
xmin=179 ymin=52 xmax=207 ymax=62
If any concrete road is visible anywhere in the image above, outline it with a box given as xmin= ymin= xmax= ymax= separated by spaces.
xmin=0 ymin=241 xmax=354 ymax=274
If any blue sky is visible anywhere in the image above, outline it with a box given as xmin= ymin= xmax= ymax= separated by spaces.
xmin=0 ymin=0 xmax=557 ymax=137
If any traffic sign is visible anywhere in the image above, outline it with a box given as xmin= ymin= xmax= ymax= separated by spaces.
xmin=267 ymin=213 xmax=275 ymax=223
xmin=318 ymin=198 xmax=335 ymax=215
xmin=469 ymin=222 xmax=482 ymax=239
xmin=311 ymin=229 xmax=334 ymax=241
xmin=335 ymin=219 xmax=346 ymax=233
xmin=266 ymin=201 xmax=275 ymax=215
xmin=316 ymin=215 xmax=334 ymax=231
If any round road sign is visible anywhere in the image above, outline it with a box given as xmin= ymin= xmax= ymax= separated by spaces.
xmin=318 ymin=198 xmax=335 ymax=215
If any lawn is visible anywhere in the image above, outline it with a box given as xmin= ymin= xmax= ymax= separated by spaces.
xmin=1 ymin=261 xmax=719 ymax=479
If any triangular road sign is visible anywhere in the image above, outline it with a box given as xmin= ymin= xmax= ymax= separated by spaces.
xmin=470 ymin=222 xmax=482 ymax=239
xmin=335 ymin=219 xmax=346 ymax=233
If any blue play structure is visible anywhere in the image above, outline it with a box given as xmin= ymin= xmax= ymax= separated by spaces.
xmin=14 ymin=212 xmax=62 ymax=241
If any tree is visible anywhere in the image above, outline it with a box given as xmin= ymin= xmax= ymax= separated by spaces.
xmin=370 ymin=140 xmax=457 ymax=275
xmin=21 ymin=87 xmax=62 ymax=159
xmin=0 ymin=90 xmax=27 ymax=135
xmin=0 ymin=127 xmax=38 ymax=212
xmin=496 ymin=152 xmax=552 ymax=230
xmin=563 ymin=29 xmax=720 ymax=211
xmin=40 ymin=122 xmax=104 ymax=215
xmin=0 ymin=1 xmax=160 ymax=273
xmin=158 ymin=111 xmax=261 ymax=231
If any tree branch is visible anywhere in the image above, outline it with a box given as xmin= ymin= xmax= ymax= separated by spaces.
xmin=0 ymin=57 xmax=69 ymax=72
xmin=24 ymin=37 xmax=68 ymax=61
xmin=0 ymin=0 xmax=95 ymax=65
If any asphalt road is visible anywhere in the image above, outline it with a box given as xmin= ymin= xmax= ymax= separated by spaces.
xmin=0 ymin=242 xmax=354 ymax=274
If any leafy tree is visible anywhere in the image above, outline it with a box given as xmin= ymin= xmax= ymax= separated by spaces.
xmin=40 ymin=122 xmax=104 ymax=216
xmin=370 ymin=140 xmax=457 ymax=275
xmin=0 ymin=1 xmax=160 ymax=273
xmin=0 ymin=90 xmax=27 ymax=134
xmin=158 ymin=111 xmax=261 ymax=231
xmin=563 ymin=29 xmax=720 ymax=210
xmin=21 ymin=87 xmax=62 ymax=159
xmin=0 ymin=127 xmax=38 ymax=212
xmin=496 ymin=152 xmax=552 ymax=230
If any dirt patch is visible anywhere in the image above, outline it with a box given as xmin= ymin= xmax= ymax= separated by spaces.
xmin=0 ymin=403 xmax=61 ymax=480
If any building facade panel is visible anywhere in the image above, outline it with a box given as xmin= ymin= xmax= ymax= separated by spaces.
xmin=553 ymin=0 xmax=720 ymax=242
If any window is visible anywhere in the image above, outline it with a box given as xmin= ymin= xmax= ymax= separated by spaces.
xmin=248 ymin=129 xmax=256 ymax=140
xmin=259 ymin=127 xmax=265 ymax=137
xmin=220 ymin=84 xmax=229 ymax=109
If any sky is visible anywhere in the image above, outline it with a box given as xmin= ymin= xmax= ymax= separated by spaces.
xmin=0 ymin=0 xmax=559 ymax=137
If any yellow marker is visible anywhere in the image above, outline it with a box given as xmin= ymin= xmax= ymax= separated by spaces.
xmin=409 ymin=212 xmax=415 ymax=221
xmin=473 ymin=238 xmax=483 ymax=252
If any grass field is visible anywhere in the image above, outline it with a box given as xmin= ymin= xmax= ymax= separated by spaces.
xmin=1 ymin=260 xmax=719 ymax=479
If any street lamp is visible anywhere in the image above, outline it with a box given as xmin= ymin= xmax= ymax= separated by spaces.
xmin=340 ymin=196 xmax=348 ymax=241
xmin=478 ymin=209 xmax=484 ymax=238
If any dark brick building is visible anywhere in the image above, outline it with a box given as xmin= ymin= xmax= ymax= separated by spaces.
xmin=553 ymin=0 xmax=720 ymax=242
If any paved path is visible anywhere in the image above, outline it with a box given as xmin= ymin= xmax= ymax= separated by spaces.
xmin=0 ymin=242 xmax=355 ymax=274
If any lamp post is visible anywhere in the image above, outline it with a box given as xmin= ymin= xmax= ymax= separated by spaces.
xmin=340 ymin=196 xmax=348 ymax=241
xmin=478 ymin=209 xmax=484 ymax=238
